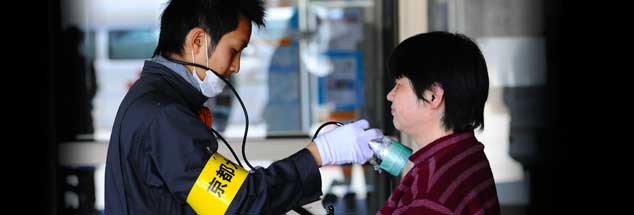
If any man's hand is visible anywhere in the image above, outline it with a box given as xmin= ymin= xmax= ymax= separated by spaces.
xmin=311 ymin=119 xmax=383 ymax=166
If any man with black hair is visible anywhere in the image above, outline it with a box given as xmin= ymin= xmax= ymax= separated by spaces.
xmin=378 ymin=32 xmax=501 ymax=214
xmin=105 ymin=0 xmax=381 ymax=214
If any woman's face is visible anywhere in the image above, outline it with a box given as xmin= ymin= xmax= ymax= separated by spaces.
xmin=386 ymin=77 xmax=427 ymax=134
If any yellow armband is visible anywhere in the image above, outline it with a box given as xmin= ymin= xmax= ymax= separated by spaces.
xmin=187 ymin=153 xmax=248 ymax=214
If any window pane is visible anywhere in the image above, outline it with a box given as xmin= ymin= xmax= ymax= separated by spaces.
xmin=108 ymin=29 xmax=158 ymax=59
xmin=221 ymin=6 xmax=303 ymax=137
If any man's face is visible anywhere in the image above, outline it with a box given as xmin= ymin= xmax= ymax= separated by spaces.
xmin=386 ymin=77 xmax=427 ymax=134
xmin=208 ymin=16 xmax=252 ymax=77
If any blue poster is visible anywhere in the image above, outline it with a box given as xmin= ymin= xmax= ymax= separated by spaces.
xmin=318 ymin=51 xmax=364 ymax=111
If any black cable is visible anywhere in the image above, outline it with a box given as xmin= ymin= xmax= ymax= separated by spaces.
xmin=223 ymin=77 xmax=254 ymax=169
xmin=291 ymin=206 xmax=312 ymax=215
xmin=163 ymin=58 xmax=354 ymax=215
xmin=312 ymin=121 xmax=344 ymax=140
xmin=164 ymin=58 xmax=256 ymax=170
xmin=211 ymin=128 xmax=243 ymax=167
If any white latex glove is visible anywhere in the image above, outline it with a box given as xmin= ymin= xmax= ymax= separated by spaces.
xmin=314 ymin=119 xmax=384 ymax=166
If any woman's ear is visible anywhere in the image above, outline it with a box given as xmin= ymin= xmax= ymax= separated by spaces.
xmin=426 ymin=83 xmax=444 ymax=109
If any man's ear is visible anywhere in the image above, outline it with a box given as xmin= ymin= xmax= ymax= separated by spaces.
xmin=186 ymin=27 xmax=206 ymax=55
xmin=425 ymin=83 xmax=444 ymax=109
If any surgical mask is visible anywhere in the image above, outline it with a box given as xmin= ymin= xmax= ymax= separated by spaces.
xmin=192 ymin=35 xmax=226 ymax=97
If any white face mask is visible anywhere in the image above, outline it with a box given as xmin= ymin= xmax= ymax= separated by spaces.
xmin=192 ymin=35 xmax=226 ymax=98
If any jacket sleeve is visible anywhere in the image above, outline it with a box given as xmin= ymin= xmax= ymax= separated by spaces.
xmin=146 ymin=104 xmax=218 ymax=203
xmin=225 ymin=148 xmax=323 ymax=215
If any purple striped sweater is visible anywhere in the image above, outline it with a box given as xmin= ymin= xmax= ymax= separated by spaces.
xmin=378 ymin=132 xmax=501 ymax=215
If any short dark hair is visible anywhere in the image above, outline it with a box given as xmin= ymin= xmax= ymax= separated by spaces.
xmin=388 ymin=31 xmax=489 ymax=132
xmin=153 ymin=0 xmax=265 ymax=57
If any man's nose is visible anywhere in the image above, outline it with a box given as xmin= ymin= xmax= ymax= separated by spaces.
xmin=230 ymin=54 xmax=241 ymax=74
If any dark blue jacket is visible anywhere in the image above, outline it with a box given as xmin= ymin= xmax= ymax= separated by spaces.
xmin=105 ymin=61 xmax=322 ymax=214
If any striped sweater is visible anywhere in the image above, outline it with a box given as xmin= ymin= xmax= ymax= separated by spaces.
xmin=378 ymin=132 xmax=500 ymax=215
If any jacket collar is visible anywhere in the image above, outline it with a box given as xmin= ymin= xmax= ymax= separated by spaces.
xmin=141 ymin=60 xmax=208 ymax=110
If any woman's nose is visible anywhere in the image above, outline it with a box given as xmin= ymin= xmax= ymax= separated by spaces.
xmin=386 ymin=87 xmax=395 ymax=102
